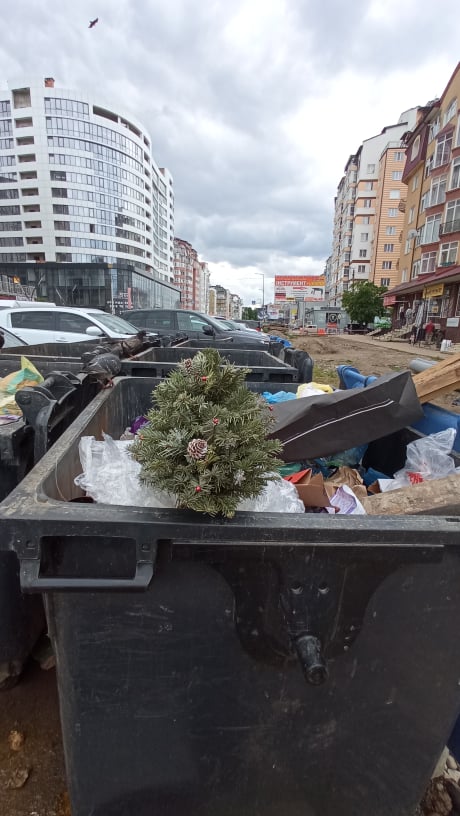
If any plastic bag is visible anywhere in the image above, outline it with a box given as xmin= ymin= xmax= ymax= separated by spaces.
xmin=75 ymin=435 xmax=305 ymax=513
xmin=0 ymin=356 xmax=43 ymax=415
xmin=262 ymin=390 xmax=296 ymax=404
xmin=379 ymin=429 xmax=458 ymax=492
xmin=296 ymin=382 xmax=334 ymax=398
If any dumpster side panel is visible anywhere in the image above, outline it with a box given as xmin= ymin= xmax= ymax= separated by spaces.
xmin=0 ymin=552 xmax=44 ymax=688
xmin=48 ymin=550 xmax=460 ymax=816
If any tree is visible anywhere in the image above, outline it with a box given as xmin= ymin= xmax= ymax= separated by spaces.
xmin=242 ymin=307 xmax=259 ymax=320
xmin=131 ymin=348 xmax=282 ymax=517
xmin=342 ymin=281 xmax=388 ymax=325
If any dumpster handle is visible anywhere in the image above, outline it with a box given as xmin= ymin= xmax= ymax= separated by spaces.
xmin=18 ymin=539 xmax=155 ymax=592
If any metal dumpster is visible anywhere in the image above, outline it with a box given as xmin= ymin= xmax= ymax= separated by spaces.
xmin=1 ymin=376 xmax=460 ymax=814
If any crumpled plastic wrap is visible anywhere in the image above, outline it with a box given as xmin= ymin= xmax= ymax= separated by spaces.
xmin=74 ymin=435 xmax=305 ymax=513
xmin=378 ymin=428 xmax=459 ymax=492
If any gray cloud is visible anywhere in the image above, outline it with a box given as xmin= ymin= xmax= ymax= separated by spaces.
xmin=1 ymin=0 xmax=460 ymax=299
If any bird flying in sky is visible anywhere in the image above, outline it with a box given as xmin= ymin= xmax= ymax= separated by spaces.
xmin=89 ymin=18 xmax=99 ymax=29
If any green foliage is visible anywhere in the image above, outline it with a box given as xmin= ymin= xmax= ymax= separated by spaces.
xmin=342 ymin=281 xmax=388 ymax=325
xmin=131 ymin=348 xmax=282 ymax=517
xmin=242 ymin=307 xmax=258 ymax=320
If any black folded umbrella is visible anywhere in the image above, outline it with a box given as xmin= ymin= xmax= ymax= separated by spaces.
xmin=268 ymin=371 xmax=423 ymax=462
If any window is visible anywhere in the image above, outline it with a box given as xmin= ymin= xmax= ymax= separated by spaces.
xmin=425 ymin=156 xmax=433 ymax=178
xmin=0 ymin=205 xmax=20 ymax=215
xmin=411 ymin=136 xmax=421 ymax=160
xmin=411 ymin=260 xmax=421 ymax=279
xmin=401 ymin=268 xmax=408 ymax=282
xmin=451 ymin=158 xmax=460 ymax=189
xmin=361 ymin=216 xmax=370 ymax=224
xmin=364 ymin=181 xmax=374 ymax=190
xmin=444 ymin=199 xmax=460 ymax=232
xmin=408 ymin=206 xmax=415 ymax=224
xmin=389 ymin=189 xmax=400 ymax=199
xmin=423 ymin=214 xmax=441 ymax=244
xmin=420 ymin=251 xmax=437 ymax=274
xmin=386 ymin=226 xmax=396 ymax=235
xmin=363 ymin=199 xmax=373 ymax=208
xmin=56 ymin=313 xmax=92 ymax=333
xmin=439 ymin=242 xmax=458 ymax=266
xmin=359 ymin=249 xmax=367 ymax=257
xmin=405 ymin=238 xmax=411 ymax=254
xmin=52 ymin=187 xmax=68 ymax=198
xmin=11 ymin=311 xmax=55 ymax=330
xmin=415 ymin=226 xmax=423 ymax=247
xmin=380 ymin=278 xmax=391 ymax=287
xmin=434 ymin=132 xmax=453 ymax=168
xmin=430 ymin=174 xmax=447 ymax=205
xmin=388 ymin=208 xmax=398 ymax=217
xmin=50 ymin=170 xmax=67 ymax=181
xmin=429 ymin=117 xmax=440 ymax=142
xmin=360 ymin=232 xmax=368 ymax=241
xmin=366 ymin=164 xmax=375 ymax=173
xmin=443 ymin=98 xmax=457 ymax=125
xmin=0 ymin=221 xmax=21 ymax=231
xmin=382 ymin=261 xmax=392 ymax=269
xmin=0 ymin=236 xmax=23 ymax=247
xmin=383 ymin=243 xmax=394 ymax=252
xmin=411 ymin=175 xmax=419 ymax=191
xmin=392 ymin=171 xmax=403 ymax=181
xmin=420 ymin=192 xmax=429 ymax=212
xmin=357 ymin=265 xmax=366 ymax=274
xmin=44 ymin=97 xmax=89 ymax=117
xmin=394 ymin=152 xmax=404 ymax=161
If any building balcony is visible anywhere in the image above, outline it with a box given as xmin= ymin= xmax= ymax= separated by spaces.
xmin=439 ymin=219 xmax=460 ymax=236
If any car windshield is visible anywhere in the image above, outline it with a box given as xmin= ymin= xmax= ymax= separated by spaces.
xmin=87 ymin=312 xmax=140 ymax=334
xmin=216 ymin=318 xmax=241 ymax=330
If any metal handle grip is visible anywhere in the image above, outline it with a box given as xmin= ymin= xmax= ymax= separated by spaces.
xmin=18 ymin=539 xmax=155 ymax=593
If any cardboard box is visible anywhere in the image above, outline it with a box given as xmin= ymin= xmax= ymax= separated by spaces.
xmin=284 ymin=469 xmax=332 ymax=509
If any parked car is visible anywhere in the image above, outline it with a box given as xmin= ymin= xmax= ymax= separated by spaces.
xmin=214 ymin=318 xmax=269 ymax=337
xmin=121 ymin=309 xmax=271 ymax=348
xmin=0 ymin=307 xmax=155 ymax=345
xmin=0 ymin=326 xmax=27 ymax=348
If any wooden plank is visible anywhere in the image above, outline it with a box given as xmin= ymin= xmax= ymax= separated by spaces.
xmin=412 ymin=354 xmax=460 ymax=403
xmin=362 ymin=473 xmax=460 ymax=515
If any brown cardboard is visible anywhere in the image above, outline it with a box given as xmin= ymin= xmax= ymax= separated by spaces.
xmin=284 ymin=470 xmax=332 ymax=508
xmin=325 ymin=466 xmax=368 ymax=502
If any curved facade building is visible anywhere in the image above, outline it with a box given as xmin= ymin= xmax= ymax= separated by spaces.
xmin=0 ymin=77 xmax=174 ymax=282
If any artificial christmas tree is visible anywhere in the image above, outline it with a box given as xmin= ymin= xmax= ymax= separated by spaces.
xmin=131 ymin=348 xmax=282 ymax=517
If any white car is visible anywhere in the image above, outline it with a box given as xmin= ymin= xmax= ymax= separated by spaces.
xmin=0 ymin=307 xmax=148 ymax=346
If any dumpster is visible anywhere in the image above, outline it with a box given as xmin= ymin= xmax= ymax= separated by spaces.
xmin=0 ymin=371 xmax=99 ymax=688
xmin=1 ymin=375 xmax=460 ymax=814
xmin=1 ymin=344 xmax=311 ymax=383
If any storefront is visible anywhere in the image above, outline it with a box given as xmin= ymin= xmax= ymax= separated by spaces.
xmin=385 ymin=268 xmax=460 ymax=343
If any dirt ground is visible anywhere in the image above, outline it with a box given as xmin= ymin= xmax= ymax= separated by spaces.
xmin=0 ymin=334 xmax=459 ymax=815
xmin=289 ymin=333 xmax=460 ymax=414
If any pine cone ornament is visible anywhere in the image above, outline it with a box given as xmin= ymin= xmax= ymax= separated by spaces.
xmin=187 ymin=439 xmax=208 ymax=460
xmin=183 ymin=358 xmax=193 ymax=374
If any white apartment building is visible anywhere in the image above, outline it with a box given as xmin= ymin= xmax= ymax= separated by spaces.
xmin=329 ymin=108 xmax=418 ymax=306
xmin=0 ymin=77 xmax=174 ymax=282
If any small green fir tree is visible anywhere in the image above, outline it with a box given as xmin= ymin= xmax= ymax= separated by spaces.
xmin=131 ymin=348 xmax=282 ymax=517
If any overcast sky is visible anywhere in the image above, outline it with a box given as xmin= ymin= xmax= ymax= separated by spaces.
xmin=1 ymin=1 xmax=459 ymax=304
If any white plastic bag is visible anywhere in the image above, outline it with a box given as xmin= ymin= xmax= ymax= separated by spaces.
xmin=75 ymin=436 xmax=305 ymax=513
xmin=380 ymin=429 xmax=458 ymax=492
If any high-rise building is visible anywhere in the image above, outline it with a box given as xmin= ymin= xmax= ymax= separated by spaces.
xmin=329 ymin=108 xmax=418 ymax=306
xmin=385 ymin=62 xmax=460 ymax=344
xmin=173 ymin=238 xmax=210 ymax=311
xmin=0 ymin=77 xmax=174 ymax=281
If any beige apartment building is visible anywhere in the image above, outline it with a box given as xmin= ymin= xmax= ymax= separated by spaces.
xmin=371 ymin=144 xmax=408 ymax=290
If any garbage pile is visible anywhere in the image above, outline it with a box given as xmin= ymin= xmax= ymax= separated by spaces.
xmin=0 ymin=356 xmax=43 ymax=424
xmin=74 ymin=350 xmax=460 ymax=517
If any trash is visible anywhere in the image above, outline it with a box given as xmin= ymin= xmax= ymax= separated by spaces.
xmin=0 ymin=356 xmax=43 ymax=415
xmin=8 ymin=730 xmax=25 ymax=752
xmin=284 ymin=468 xmax=332 ymax=508
xmin=412 ymin=352 xmax=460 ymax=403
xmin=262 ymin=390 xmax=297 ymax=403
xmin=4 ymin=767 xmax=30 ymax=789
xmin=296 ymin=382 xmax=333 ymax=399
xmin=75 ymin=435 xmax=305 ymax=514
xmin=269 ymin=371 xmax=423 ymax=462
xmin=284 ymin=466 xmax=367 ymax=511
xmin=362 ymin=472 xmax=460 ymax=516
xmin=326 ymin=485 xmax=366 ymax=515
xmin=378 ymin=429 xmax=458 ymax=492
xmin=325 ymin=466 xmax=368 ymax=502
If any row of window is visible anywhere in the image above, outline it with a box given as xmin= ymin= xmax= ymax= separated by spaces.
xmin=0 ymin=236 xmax=23 ymax=246
xmin=0 ymin=101 xmax=11 ymax=117
xmin=0 ymin=221 xmax=21 ymax=231
xmin=49 ymin=154 xmax=144 ymax=188
xmin=54 ymin=235 xmax=146 ymax=257
xmin=53 ymin=221 xmax=146 ymax=243
xmin=44 ymin=97 xmax=89 ymax=117
xmin=0 ymin=205 xmax=20 ymax=215
xmin=0 ymin=155 xmax=15 ymax=166
xmin=52 ymin=204 xmax=146 ymax=230
xmin=0 ymin=120 xmax=12 ymax=135
xmin=50 ymin=175 xmax=145 ymax=202
xmin=51 ymin=187 xmax=145 ymax=216
xmin=0 ymin=138 xmax=13 ymax=149
xmin=411 ymin=242 xmax=458 ymax=277
xmin=0 ymin=172 xmax=17 ymax=183
xmin=46 ymin=118 xmax=143 ymax=161
xmin=48 ymin=136 xmax=144 ymax=174
xmin=406 ymin=199 xmax=460 ymax=251
xmin=53 ymin=253 xmax=152 ymax=271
